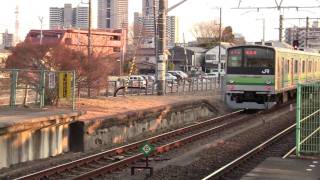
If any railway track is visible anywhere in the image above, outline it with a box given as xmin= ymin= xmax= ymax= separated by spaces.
xmin=15 ymin=110 xmax=251 ymax=180
xmin=14 ymin=102 xmax=293 ymax=180
xmin=202 ymin=123 xmax=296 ymax=180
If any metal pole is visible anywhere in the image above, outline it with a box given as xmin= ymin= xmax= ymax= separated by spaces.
xmin=296 ymin=83 xmax=301 ymax=156
xmin=279 ymin=14 xmax=283 ymax=42
xmin=306 ymin=16 xmax=309 ymax=49
xmin=38 ymin=16 xmax=44 ymax=45
xmin=263 ymin=18 xmax=265 ymax=45
xmin=72 ymin=70 xmax=76 ymax=110
xmin=88 ymin=0 xmax=92 ymax=61
xmin=153 ymin=1 xmax=158 ymax=77
xmin=157 ymin=0 xmax=167 ymax=95
xmin=218 ymin=8 xmax=222 ymax=82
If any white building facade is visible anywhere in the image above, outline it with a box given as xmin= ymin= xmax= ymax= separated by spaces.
xmin=97 ymin=0 xmax=128 ymax=29
xmin=205 ymin=43 xmax=233 ymax=75
xmin=49 ymin=4 xmax=89 ymax=29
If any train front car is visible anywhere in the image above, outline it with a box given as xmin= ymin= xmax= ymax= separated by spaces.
xmin=225 ymin=45 xmax=276 ymax=109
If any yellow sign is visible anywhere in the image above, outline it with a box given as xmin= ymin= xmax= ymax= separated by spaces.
xmin=59 ymin=72 xmax=72 ymax=99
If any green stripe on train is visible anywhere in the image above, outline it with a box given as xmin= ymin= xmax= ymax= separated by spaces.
xmin=226 ymin=75 xmax=275 ymax=86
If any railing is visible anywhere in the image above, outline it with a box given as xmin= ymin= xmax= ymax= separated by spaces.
xmin=106 ymin=77 xmax=221 ymax=97
xmin=296 ymin=81 xmax=320 ymax=156
xmin=0 ymin=69 xmax=76 ymax=110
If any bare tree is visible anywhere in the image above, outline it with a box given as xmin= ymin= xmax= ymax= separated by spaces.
xmin=190 ymin=20 xmax=220 ymax=41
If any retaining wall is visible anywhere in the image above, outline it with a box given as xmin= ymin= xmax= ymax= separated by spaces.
xmin=0 ymin=111 xmax=81 ymax=169
xmin=70 ymin=99 xmax=224 ymax=152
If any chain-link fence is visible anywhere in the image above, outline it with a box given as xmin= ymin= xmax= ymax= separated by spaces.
xmin=0 ymin=69 xmax=76 ymax=110
xmin=296 ymin=81 xmax=320 ymax=156
xmin=106 ymin=77 xmax=221 ymax=97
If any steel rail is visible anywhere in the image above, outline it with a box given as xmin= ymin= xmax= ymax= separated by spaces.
xmin=202 ymin=123 xmax=296 ymax=180
xmin=15 ymin=110 xmax=244 ymax=180
xmin=73 ymin=120 xmax=243 ymax=179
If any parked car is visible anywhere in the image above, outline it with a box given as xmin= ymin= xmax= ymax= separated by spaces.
xmin=128 ymin=75 xmax=147 ymax=87
xmin=165 ymin=73 xmax=177 ymax=81
xmin=168 ymin=71 xmax=188 ymax=79
xmin=203 ymin=72 xmax=218 ymax=79
xmin=167 ymin=71 xmax=183 ymax=80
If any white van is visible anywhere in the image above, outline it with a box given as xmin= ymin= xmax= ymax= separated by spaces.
xmin=128 ymin=75 xmax=146 ymax=87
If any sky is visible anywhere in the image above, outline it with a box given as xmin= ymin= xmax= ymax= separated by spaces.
xmin=1 ymin=0 xmax=320 ymax=42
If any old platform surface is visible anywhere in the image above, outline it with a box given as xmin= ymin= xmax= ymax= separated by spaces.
xmin=0 ymin=108 xmax=82 ymax=134
xmin=241 ymin=157 xmax=320 ymax=180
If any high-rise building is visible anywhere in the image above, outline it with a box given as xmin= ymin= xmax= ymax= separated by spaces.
xmin=285 ymin=21 xmax=320 ymax=50
xmin=1 ymin=30 xmax=14 ymax=48
xmin=50 ymin=7 xmax=63 ymax=29
xmin=97 ymin=0 xmax=128 ymax=29
xmin=49 ymin=4 xmax=89 ymax=29
xmin=134 ymin=14 xmax=179 ymax=48
xmin=63 ymin=4 xmax=73 ymax=28
xmin=74 ymin=7 xmax=89 ymax=29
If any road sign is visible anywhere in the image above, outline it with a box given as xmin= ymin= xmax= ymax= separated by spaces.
xmin=48 ymin=72 xmax=56 ymax=89
xmin=140 ymin=142 xmax=155 ymax=157
xmin=59 ymin=72 xmax=72 ymax=99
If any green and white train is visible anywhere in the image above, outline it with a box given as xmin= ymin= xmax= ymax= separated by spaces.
xmin=225 ymin=45 xmax=320 ymax=109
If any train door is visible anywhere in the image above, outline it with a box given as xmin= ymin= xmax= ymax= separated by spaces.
xmin=291 ymin=58 xmax=294 ymax=86
xmin=281 ymin=58 xmax=285 ymax=88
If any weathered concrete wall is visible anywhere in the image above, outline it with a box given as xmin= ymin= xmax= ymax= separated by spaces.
xmin=70 ymin=100 xmax=221 ymax=152
xmin=0 ymin=124 xmax=69 ymax=168
xmin=0 ymin=111 xmax=82 ymax=169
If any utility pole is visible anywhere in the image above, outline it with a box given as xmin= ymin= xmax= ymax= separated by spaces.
xmin=306 ymin=16 xmax=309 ymax=49
xmin=183 ymin=33 xmax=187 ymax=72
xmin=218 ymin=8 xmax=222 ymax=82
xmin=88 ymin=0 xmax=92 ymax=62
xmin=257 ymin=18 xmax=265 ymax=45
xmin=38 ymin=16 xmax=44 ymax=45
xmin=157 ymin=0 xmax=167 ymax=95
xmin=279 ymin=14 xmax=283 ymax=42
xmin=153 ymin=0 xmax=158 ymax=79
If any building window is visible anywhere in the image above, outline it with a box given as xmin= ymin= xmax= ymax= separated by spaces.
xmin=65 ymin=38 xmax=72 ymax=45
xmin=146 ymin=57 xmax=149 ymax=62
xmin=205 ymin=54 xmax=215 ymax=60
xmin=113 ymin=47 xmax=120 ymax=52
xmin=106 ymin=19 xmax=111 ymax=28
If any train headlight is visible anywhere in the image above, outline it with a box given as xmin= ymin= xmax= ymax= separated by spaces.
xmin=229 ymin=80 xmax=234 ymax=84
xmin=265 ymin=80 xmax=272 ymax=85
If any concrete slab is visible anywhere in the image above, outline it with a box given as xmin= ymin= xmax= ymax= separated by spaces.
xmin=241 ymin=157 xmax=320 ymax=180
xmin=0 ymin=108 xmax=84 ymax=169
xmin=0 ymin=108 xmax=84 ymax=135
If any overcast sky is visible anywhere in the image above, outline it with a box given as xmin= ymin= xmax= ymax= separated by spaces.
xmin=1 ymin=0 xmax=320 ymax=42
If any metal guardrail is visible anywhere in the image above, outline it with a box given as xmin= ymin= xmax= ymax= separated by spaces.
xmin=296 ymin=81 xmax=320 ymax=156
xmin=0 ymin=69 xmax=76 ymax=110
xmin=108 ymin=77 xmax=221 ymax=97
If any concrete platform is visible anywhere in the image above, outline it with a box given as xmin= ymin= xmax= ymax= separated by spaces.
xmin=0 ymin=108 xmax=83 ymax=134
xmin=241 ymin=157 xmax=320 ymax=180
xmin=0 ymin=108 xmax=83 ymax=169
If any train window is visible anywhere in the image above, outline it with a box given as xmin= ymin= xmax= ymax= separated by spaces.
xmin=243 ymin=47 xmax=275 ymax=68
xmin=308 ymin=61 xmax=312 ymax=72
xmin=227 ymin=48 xmax=242 ymax=67
xmin=302 ymin=61 xmax=305 ymax=73
xmin=286 ymin=60 xmax=290 ymax=74
xmin=294 ymin=60 xmax=298 ymax=74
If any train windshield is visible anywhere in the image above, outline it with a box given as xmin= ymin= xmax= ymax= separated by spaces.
xmin=243 ymin=48 xmax=275 ymax=68
xmin=227 ymin=46 xmax=275 ymax=75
